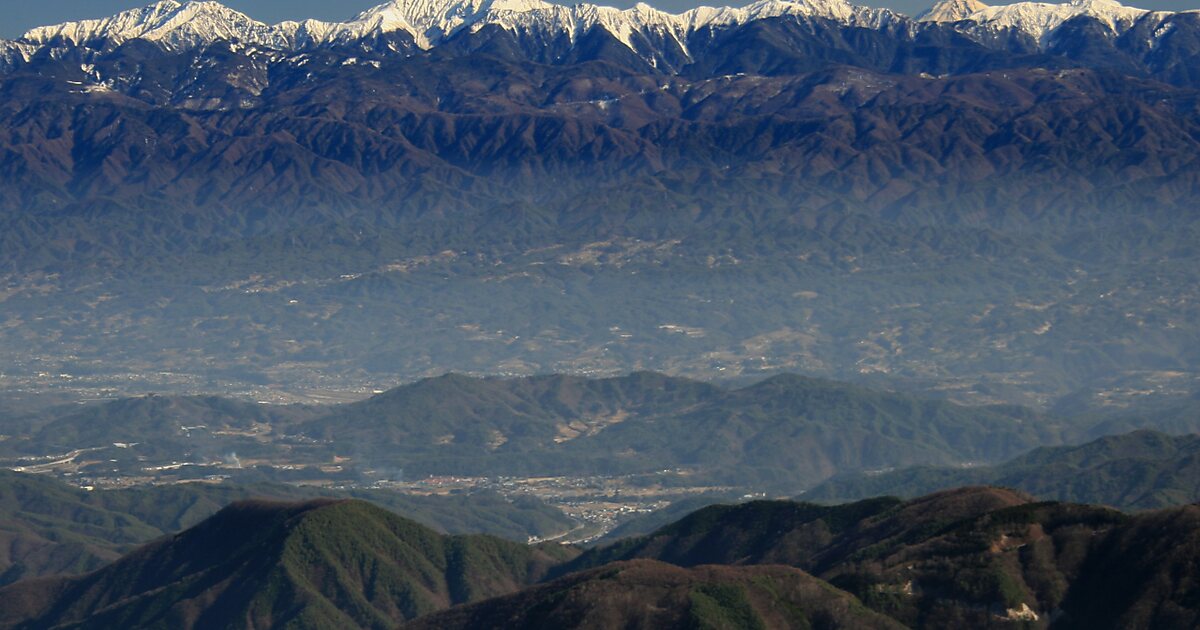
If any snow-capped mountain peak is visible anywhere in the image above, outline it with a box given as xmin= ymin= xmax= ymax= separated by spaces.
xmin=16 ymin=0 xmax=873 ymax=54
xmin=917 ymin=0 xmax=988 ymax=22
xmin=919 ymin=0 xmax=1152 ymax=43
xmin=10 ymin=0 xmax=1179 ymax=61
xmin=319 ymin=0 xmax=862 ymax=51
xmin=21 ymin=1 xmax=292 ymax=50
xmin=345 ymin=0 xmax=485 ymax=46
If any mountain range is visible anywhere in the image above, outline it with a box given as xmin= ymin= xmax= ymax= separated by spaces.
xmin=2 ymin=1 xmax=1199 ymax=626
xmin=559 ymin=487 xmax=1200 ymax=628
xmin=0 ymin=468 xmax=573 ymax=586
xmin=5 ymin=372 xmax=1199 ymax=502
xmin=0 ymin=498 xmax=575 ymax=629
xmin=806 ymin=427 xmax=1200 ymax=509
xmin=4 ymin=486 xmax=1200 ymax=628
xmin=2 ymin=0 xmax=1200 ymax=408
xmin=0 ymin=372 xmax=1156 ymax=492
xmin=288 ymin=372 xmax=1076 ymax=486
xmin=6 ymin=0 xmax=1200 ymax=79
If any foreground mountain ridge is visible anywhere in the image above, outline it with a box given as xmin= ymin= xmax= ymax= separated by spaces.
xmin=562 ymin=487 xmax=1200 ymax=628
xmin=0 ymin=468 xmax=575 ymax=586
xmin=0 ymin=498 xmax=576 ymax=629
xmin=406 ymin=559 xmax=907 ymax=629
xmin=5 ymin=487 xmax=1200 ymax=627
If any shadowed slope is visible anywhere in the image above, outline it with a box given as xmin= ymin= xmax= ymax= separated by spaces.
xmin=564 ymin=487 xmax=1147 ymax=627
xmin=406 ymin=559 xmax=905 ymax=630
xmin=566 ymin=487 xmax=1030 ymax=573
xmin=4 ymin=487 xmax=1200 ymax=628
xmin=806 ymin=430 xmax=1200 ymax=510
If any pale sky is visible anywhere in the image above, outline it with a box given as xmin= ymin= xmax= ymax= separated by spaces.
xmin=2 ymin=0 xmax=1197 ymax=39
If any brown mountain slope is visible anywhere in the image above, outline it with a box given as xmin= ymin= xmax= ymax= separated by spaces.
xmin=568 ymin=487 xmax=1032 ymax=573
xmin=4 ymin=488 xmax=1200 ymax=628
xmin=3 ymin=64 xmax=1199 ymax=246
xmin=405 ymin=559 xmax=905 ymax=630
xmin=568 ymin=487 xmax=1154 ymax=628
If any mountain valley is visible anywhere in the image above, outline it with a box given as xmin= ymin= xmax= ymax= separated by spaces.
xmin=0 ymin=0 xmax=1198 ymax=408
xmin=2 ymin=0 xmax=1200 ymax=625
xmin=1 ymin=372 xmax=1198 ymax=559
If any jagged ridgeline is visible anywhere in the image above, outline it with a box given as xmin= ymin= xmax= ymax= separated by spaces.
xmin=1 ymin=0 xmax=1199 ymax=401
xmin=5 ymin=0 xmax=1200 ymax=215
xmin=7 ymin=0 xmax=1199 ymax=76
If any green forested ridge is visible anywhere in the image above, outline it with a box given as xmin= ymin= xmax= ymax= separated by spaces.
xmin=805 ymin=429 xmax=1200 ymax=510
xmin=0 ymin=499 xmax=577 ymax=630
xmin=4 ymin=374 xmax=1197 ymax=495
xmin=0 ymin=373 xmax=1075 ymax=491
xmin=4 ymin=376 xmax=1200 ymax=627
xmin=249 ymin=372 xmax=1079 ymax=488
xmin=5 ymin=488 xmax=1200 ymax=628
xmin=0 ymin=470 xmax=572 ymax=585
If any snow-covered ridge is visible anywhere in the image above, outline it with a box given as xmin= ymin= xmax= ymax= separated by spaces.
xmin=17 ymin=0 xmax=889 ymax=54
xmin=917 ymin=0 xmax=987 ymax=22
xmin=23 ymin=1 xmax=292 ymax=50
xmin=13 ymin=0 xmax=1183 ymax=57
xmin=0 ymin=40 xmax=33 ymax=68
xmin=920 ymin=0 xmax=1168 ymax=44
